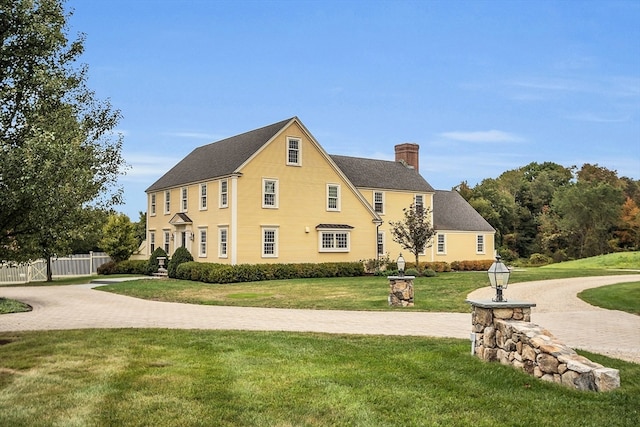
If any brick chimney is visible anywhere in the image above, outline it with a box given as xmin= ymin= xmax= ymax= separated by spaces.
xmin=395 ymin=143 xmax=419 ymax=172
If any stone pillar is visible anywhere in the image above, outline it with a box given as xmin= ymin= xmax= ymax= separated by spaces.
xmin=466 ymin=300 xmax=536 ymax=359
xmin=388 ymin=276 xmax=415 ymax=307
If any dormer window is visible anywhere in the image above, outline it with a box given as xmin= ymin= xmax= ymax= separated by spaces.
xmin=287 ymin=137 xmax=301 ymax=166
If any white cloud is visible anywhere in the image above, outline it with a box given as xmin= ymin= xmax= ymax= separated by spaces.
xmin=439 ymin=130 xmax=524 ymax=143
xmin=162 ymin=131 xmax=221 ymax=140
xmin=121 ymin=153 xmax=177 ymax=182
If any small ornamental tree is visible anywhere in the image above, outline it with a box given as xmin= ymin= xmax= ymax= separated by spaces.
xmin=389 ymin=203 xmax=436 ymax=270
xmin=167 ymin=247 xmax=194 ymax=278
xmin=100 ymin=213 xmax=138 ymax=263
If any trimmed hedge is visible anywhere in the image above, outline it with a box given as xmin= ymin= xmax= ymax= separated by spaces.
xmin=97 ymin=260 xmax=148 ymax=275
xmin=176 ymin=261 xmax=365 ymax=284
xmin=167 ymin=247 xmax=194 ymax=278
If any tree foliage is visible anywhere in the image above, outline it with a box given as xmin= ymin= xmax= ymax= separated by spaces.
xmin=0 ymin=0 xmax=125 ymax=268
xmin=459 ymin=161 xmax=638 ymax=262
xmin=388 ymin=204 xmax=436 ymax=269
xmin=99 ymin=213 xmax=138 ymax=263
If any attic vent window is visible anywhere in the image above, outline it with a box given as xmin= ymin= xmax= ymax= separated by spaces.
xmin=287 ymin=137 xmax=301 ymax=166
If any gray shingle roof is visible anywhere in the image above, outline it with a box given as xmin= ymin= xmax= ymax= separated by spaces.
xmin=433 ymin=190 xmax=495 ymax=232
xmin=330 ymin=155 xmax=435 ymax=192
xmin=146 ymin=118 xmax=294 ymax=192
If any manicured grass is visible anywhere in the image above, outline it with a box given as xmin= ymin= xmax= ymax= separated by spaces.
xmin=0 ymin=329 xmax=638 ymax=427
xmin=0 ymin=298 xmax=31 ymax=314
xmin=98 ymin=268 xmax=637 ymax=313
xmin=541 ymin=251 xmax=640 ymax=270
xmin=579 ymin=282 xmax=640 ymax=315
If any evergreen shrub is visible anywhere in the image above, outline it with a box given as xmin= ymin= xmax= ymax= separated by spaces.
xmin=167 ymin=247 xmax=194 ymax=278
xmin=147 ymin=247 xmax=169 ymax=275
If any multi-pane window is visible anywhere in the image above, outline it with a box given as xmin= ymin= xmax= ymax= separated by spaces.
xmin=262 ymin=227 xmax=278 ymax=257
xmin=220 ymin=180 xmax=228 ymax=208
xmin=319 ymin=231 xmax=350 ymax=252
xmin=414 ymin=194 xmax=424 ymax=214
xmin=164 ymin=191 xmax=171 ymax=214
xmin=199 ymin=229 xmax=207 ymax=257
xmin=164 ymin=230 xmax=170 ymax=253
xmin=327 ymin=184 xmax=340 ymax=211
xmin=287 ymin=138 xmax=301 ymax=165
xmin=377 ymin=232 xmax=384 ymax=255
xmin=181 ymin=187 xmax=188 ymax=212
xmin=149 ymin=231 xmax=156 ymax=253
xmin=374 ymin=192 xmax=384 ymax=214
xmin=477 ymin=235 xmax=485 ymax=254
xmin=219 ymin=227 xmax=228 ymax=258
xmin=200 ymin=184 xmax=207 ymax=210
xmin=263 ymin=179 xmax=278 ymax=208
xmin=150 ymin=194 xmax=156 ymax=215
xmin=437 ymin=234 xmax=446 ymax=254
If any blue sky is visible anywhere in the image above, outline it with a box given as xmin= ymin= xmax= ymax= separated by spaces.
xmin=65 ymin=0 xmax=640 ymax=219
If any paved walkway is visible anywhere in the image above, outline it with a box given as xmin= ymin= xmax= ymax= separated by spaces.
xmin=1 ymin=274 xmax=639 ymax=363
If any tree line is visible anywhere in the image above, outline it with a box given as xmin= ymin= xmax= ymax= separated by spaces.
xmin=455 ymin=162 xmax=640 ymax=263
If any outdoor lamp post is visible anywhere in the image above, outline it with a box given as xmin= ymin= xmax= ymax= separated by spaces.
xmin=488 ymin=255 xmax=510 ymax=302
xmin=397 ymin=253 xmax=406 ymax=277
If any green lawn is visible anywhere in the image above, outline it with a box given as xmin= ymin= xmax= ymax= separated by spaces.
xmin=1 ymin=329 xmax=638 ymax=427
xmin=96 ymin=268 xmax=637 ymax=312
xmin=578 ymin=282 xmax=640 ymax=315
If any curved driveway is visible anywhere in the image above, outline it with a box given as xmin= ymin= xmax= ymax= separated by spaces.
xmin=1 ymin=274 xmax=639 ymax=363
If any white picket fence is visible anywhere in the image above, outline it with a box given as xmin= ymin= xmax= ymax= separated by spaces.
xmin=0 ymin=252 xmax=112 ymax=284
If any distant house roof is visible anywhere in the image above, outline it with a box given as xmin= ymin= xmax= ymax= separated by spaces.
xmin=433 ymin=190 xmax=495 ymax=232
xmin=330 ymin=155 xmax=435 ymax=193
xmin=146 ymin=118 xmax=294 ymax=192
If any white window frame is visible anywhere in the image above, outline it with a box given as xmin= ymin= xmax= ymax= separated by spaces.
xmin=318 ymin=230 xmax=350 ymax=253
xmin=163 ymin=230 xmax=171 ymax=253
xmin=181 ymin=187 xmax=188 ymax=212
xmin=262 ymin=226 xmax=279 ymax=258
xmin=164 ymin=191 xmax=171 ymax=214
xmin=377 ymin=231 xmax=384 ymax=255
xmin=287 ymin=137 xmax=301 ymax=166
xmin=476 ymin=234 xmax=485 ymax=254
xmin=200 ymin=183 xmax=208 ymax=210
xmin=437 ymin=233 xmax=446 ymax=254
xmin=218 ymin=226 xmax=228 ymax=258
xmin=149 ymin=231 xmax=156 ymax=253
xmin=219 ymin=179 xmax=228 ymax=208
xmin=326 ymin=184 xmax=341 ymax=211
xmin=150 ymin=194 xmax=156 ymax=216
xmin=262 ymin=178 xmax=279 ymax=209
xmin=199 ymin=228 xmax=207 ymax=258
xmin=373 ymin=191 xmax=384 ymax=214
xmin=414 ymin=194 xmax=424 ymax=212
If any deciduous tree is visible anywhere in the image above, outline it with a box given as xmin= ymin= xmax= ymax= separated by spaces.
xmin=388 ymin=204 xmax=436 ymax=270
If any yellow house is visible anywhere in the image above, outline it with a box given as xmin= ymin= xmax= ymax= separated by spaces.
xmin=145 ymin=117 xmax=495 ymax=265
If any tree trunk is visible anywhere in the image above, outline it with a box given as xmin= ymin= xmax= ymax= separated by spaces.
xmin=46 ymin=256 xmax=53 ymax=282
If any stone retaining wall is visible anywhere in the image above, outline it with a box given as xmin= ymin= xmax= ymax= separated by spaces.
xmin=468 ymin=301 xmax=620 ymax=392
xmin=388 ymin=276 xmax=414 ymax=307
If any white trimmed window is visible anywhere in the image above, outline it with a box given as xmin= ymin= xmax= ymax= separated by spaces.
xmin=374 ymin=191 xmax=384 ymax=214
xmin=150 ymin=194 xmax=156 ymax=216
xmin=319 ymin=230 xmax=350 ymax=252
xmin=262 ymin=179 xmax=278 ymax=208
xmin=181 ymin=187 xmax=188 ymax=212
xmin=437 ymin=234 xmax=446 ymax=254
xmin=199 ymin=228 xmax=207 ymax=257
xmin=377 ymin=231 xmax=384 ymax=255
xmin=149 ymin=231 xmax=156 ymax=253
xmin=163 ymin=230 xmax=171 ymax=253
xmin=287 ymin=137 xmax=301 ymax=166
xmin=327 ymin=184 xmax=341 ymax=211
xmin=262 ymin=227 xmax=278 ymax=258
xmin=164 ymin=191 xmax=171 ymax=214
xmin=219 ymin=179 xmax=228 ymax=208
xmin=414 ymin=194 xmax=424 ymax=213
xmin=219 ymin=227 xmax=228 ymax=258
xmin=200 ymin=184 xmax=207 ymax=210
xmin=477 ymin=235 xmax=485 ymax=254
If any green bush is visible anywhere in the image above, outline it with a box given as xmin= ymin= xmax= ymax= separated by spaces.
xmin=167 ymin=247 xmax=194 ymax=278
xmin=175 ymin=261 xmax=364 ymax=284
xmin=528 ymin=253 xmax=552 ymax=266
xmin=147 ymin=247 xmax=169 ymax=275
xmin=97 ymin=260 xmax=147 ymax=275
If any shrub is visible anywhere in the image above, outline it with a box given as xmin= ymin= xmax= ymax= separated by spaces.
xmin=114 ymin=260 xmax=148 ymax=275
xmin=422 ymin=268 xmax=437 ymax=277
xmin=405 ymin=268 xmax=420 ymax=277
xmin=167 ymin=247 xmax=194 ymax=278
xmin=147 ymin=247 xmax=169 ymax=275
xmin=450 ymin=260 xmax=494 ymax=271
xmin=529 ymin=253 xmax=552 ymax=266
xmin=97 ymin=261 xmax=117 ymax=275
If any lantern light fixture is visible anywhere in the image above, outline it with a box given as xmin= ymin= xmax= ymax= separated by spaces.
xmin=397 ymin=253 xmax=406 ymax=277
xmin=488 ymin=255 xmax=511 ymax=302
